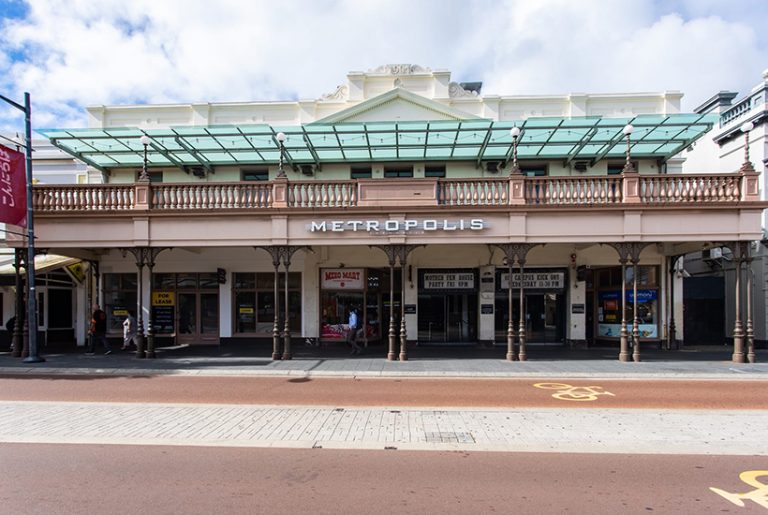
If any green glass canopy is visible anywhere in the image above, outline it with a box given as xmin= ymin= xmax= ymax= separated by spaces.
xmin=38 ymin=114 xmax=716 ymax=173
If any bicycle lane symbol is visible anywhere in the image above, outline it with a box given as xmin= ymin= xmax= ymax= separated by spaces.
xmin=533 ymin=382 xmax=616 ymax=402
xmin=710 ymin=470 xmax=768 ymax=510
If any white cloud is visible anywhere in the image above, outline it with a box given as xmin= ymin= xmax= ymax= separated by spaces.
xmin=0 ymin=0 xmax=766 ymax=130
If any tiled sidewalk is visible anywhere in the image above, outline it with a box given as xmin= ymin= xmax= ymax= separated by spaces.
xmin=0 ymin=401 xmax=765 ymax=455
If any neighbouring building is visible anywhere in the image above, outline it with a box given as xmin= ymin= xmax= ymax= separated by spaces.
xmin=7 ymin=64 xmax=765 ymax=363
xmin=682 ymin=69 xmax=768 ymax=349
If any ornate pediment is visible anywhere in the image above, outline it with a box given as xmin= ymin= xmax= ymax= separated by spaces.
xmin=314 ymin=88 xmax=479 ymax=124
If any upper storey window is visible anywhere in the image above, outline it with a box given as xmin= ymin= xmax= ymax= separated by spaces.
xmin=384 ymin=166 xmax=413 ymax=178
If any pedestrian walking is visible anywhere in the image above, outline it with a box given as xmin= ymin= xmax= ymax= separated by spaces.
xmin=121 ymin=310 xmax=137 ymax=350
xmin=347 ymin=306 xmax=362 ymax=355
xmin=87 ymin=304 xmax=111 ymax=355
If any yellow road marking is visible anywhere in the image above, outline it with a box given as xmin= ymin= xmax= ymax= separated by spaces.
xmin=710 ymin=470 xmax=768 ymax=509
xmin=533 ymin=382 xmax=615 ymax=402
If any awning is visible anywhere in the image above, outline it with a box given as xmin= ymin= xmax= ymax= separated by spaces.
xmin=38 ymin=113 xmax=716 ymax=173
xmin=0 ymin=254 xmax=80 ymax=275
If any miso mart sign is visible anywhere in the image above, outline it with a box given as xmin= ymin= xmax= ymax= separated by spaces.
xmin=308 ymin=218 xmax=486 ymax=233
xmin=321 ymin=268 xmax=365 ymax=290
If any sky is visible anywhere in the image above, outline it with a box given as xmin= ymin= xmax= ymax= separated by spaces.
xmin=0 ymin=0 xmax=766 ymax=131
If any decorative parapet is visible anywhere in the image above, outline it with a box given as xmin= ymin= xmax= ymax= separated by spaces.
xmin=31 ymin=173 xmax=763 ymax=214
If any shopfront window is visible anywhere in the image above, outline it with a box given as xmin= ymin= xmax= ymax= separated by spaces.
xmin=103 ymin=273 xmax=137 ymax=334
xmin=596 ymin=266 xmax=659 ymax=339
xmin=232 ymin=272 xmax=301 ymax=334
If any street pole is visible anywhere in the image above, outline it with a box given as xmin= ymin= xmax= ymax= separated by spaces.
xmin=1 ymin=91 xmax=43 ymax=363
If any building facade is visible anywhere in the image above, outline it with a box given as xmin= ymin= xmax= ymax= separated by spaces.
xmin=10 ymin=65 xmax=765 ymax=362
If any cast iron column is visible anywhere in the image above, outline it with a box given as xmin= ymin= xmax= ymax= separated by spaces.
xmin=506 ymin=259 xmax=515 ymax=361
xmin=631 ymin=255 xmax=641 ymax=362
xmin=11 ymin=248 xmax=23 ymax=357
xmin=282 ymin=250 xmax=292 ymax=360
xmin=272 ymin=252 xmax=281 ymax=360
xmin=122 ymin=247 xmax=147 ymax=358
xmin=518 ymin=258 xmax=527 ymax=361
xmin=667 ymin=256 xmax=678 ymax=350
xmin=144 ymin=249 xmax=169 ymax=359
xmin=136 ymin=260 xmax=146 ymax=358
xmin=731 ymin=243 xmax=745 ymax=363
xmin=745 ymin=248 xmax=755 ymax=363
xmin=399 ymin=257 xmax=407 ymax=361
xmin=388 ymin=257 xmax=396 ymax=361
xmin=619 ymin=257 xmax=630 ymax=362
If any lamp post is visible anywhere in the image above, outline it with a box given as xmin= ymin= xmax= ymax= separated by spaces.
xmin=139 ymin=135 xmax=151 ymax=182
xmin=0 ymin=91 xmax=43 ymax=363
xmin=622 ymin=124 xmax=635 ymax=173
xmin=509 ymin=127 xmax=521 ymax=175
xmin=741 ymin=121 xmax=755 ymax=169
xmin=276 ymin=132 xmax=287 ymax=178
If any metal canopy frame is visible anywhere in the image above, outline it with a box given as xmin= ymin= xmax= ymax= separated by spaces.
xmin=38 ymin=113 xmax=716 ymax=170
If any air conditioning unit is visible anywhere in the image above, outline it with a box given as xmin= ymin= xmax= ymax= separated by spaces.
xmin=702 ymin=247 xmax=723 ymax=262
xmin=573 ymin=161 xmax=589 ymax=173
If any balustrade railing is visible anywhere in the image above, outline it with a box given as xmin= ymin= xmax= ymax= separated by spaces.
xmin=152 ymin=183 xmax=273 ymax=209
xmin=639 ymin=174 xmax=741 ymax=203
xmin=437 ymin=178 xmax=508 ymax=206
xmin=33 ymin=185 xmax=134 ymax=211
xmin=288 ymin=180 xmax=357 ymax=208
xmin=524 ymin=176 xmax=623 ymax=205
xmin=31 ymin=173 xmax=754 ymax=214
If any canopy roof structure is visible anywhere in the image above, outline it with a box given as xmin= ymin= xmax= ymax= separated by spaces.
xmin=39 ymin=114 xmax=716 ymax=173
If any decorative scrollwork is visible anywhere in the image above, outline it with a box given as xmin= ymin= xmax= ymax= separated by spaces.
xmin=320 ymin=84 xmax=348 ymax=101
xmin=370 ymin=64 xmax=430 ymax=75
xmin=449 ymin=82 xmax=478 ymax=98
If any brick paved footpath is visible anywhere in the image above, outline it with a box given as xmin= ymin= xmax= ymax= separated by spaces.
xmin=1 ymin=401 xmax=766 ymax=455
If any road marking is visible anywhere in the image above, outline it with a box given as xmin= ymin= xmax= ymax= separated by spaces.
xmin=710 ymin=470 xmax=768 ymax=510
xmin=533 ymin=382 xmax=615 ymax=402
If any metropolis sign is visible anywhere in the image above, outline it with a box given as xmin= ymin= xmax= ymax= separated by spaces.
xmin=308 ymin=218 xmax=486 ymax=233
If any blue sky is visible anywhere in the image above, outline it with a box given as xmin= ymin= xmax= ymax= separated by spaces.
xmin=0 ymin=0 xmax=766 ymax=130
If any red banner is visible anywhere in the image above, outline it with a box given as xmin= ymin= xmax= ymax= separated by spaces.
xmin=0 ymin=144 xmax=27 ymax=227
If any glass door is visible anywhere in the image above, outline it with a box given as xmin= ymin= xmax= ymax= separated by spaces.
xmin=418 ymin=294 xmax=446 ymax=342
xmin=177 ymin=293 xmax=197 ymax=345
xmin=200 ymin=293 xmax=220 ymax=343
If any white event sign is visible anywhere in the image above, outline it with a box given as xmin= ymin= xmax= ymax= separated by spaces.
xmin=423 ymin=272 xmax=475 ymax=290
xmin=500 ymin=272 xmax=565 ymax=290
xmin=321 ymin=268 xmax=364 ymax=290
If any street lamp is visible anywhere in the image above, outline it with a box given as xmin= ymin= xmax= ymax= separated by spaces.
xmin=740 ymin=121 xmax=754 ymax=172
xmin=139 ymin=134 xmax=151 ymax=182
xmin=622 ymin=124 xmax=636 ymax=173
xmin=0 ymin=91 xmax=43 ymax=363
xmin=509 ymin=126 xmax=521 ymax=175
xmin=276 ymin=132 xmax=287 ymax=178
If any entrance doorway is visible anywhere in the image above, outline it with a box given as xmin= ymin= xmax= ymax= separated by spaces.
xmin=494 ymin=293 xmax=566 ymax=343
xmin=418 ymin=293 xmax=477 ymax=343
xmin=177 ymin=292 xmax=219 ymax=345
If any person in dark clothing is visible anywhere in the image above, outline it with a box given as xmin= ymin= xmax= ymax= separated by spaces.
xmin=87 ymin=304 xmax=111 ymax=355
xmin=5 ymin=316 xmax=16 ymax=351
xmin=5 ymin=316 xmax=16 ymax=335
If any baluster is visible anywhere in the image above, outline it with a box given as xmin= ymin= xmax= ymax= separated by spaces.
xmin=716 ymin=178 xmax=726 ymax=201
xmin=732 ymin=176 xmax=741 ymax=201
xmin=725 ymin=177 xmax=734 ymax=201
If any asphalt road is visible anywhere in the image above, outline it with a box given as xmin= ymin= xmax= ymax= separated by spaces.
xmin=1 ymin=375 xmax=767 ymax=409
xmin=1 ymin=444 xmax=765 ymax=515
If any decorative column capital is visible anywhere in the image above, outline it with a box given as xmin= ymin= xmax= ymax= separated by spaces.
xmin=492 ymin=243 xmax=538 ymax=265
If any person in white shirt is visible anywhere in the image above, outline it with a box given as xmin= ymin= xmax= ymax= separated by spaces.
xmin=121 ymin=311 xmax=138 ymax=351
